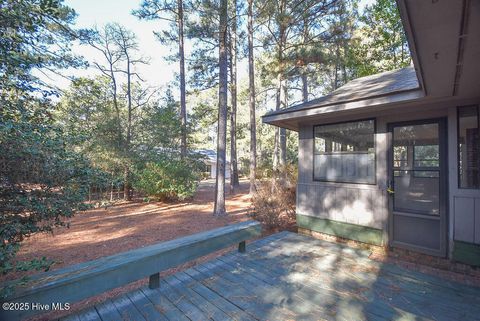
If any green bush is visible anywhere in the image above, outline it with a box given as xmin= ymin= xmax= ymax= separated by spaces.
xmin=1 ymin=105 xmax=94 ymax=298
xmin=134 ymin=159 xmax=201 ymax=201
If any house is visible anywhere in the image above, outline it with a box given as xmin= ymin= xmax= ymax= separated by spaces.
xmin=197 ymin=149 xmax=231 ymax=179
xmin=263 ymin=0 xmax=480 ymax=266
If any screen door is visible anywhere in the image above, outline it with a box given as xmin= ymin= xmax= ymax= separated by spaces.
xmin=388 ymin=119 xmax=447 ymax=256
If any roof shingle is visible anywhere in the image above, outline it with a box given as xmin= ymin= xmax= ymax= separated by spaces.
xmin=265 ymin=66 xmax=419 ymax=117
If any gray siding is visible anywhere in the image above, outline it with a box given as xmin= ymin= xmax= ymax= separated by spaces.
xmin=453 ymin=196 xmax=480 ymax=244
xmin=297 ymin=183 xmax=386 ymax=229
xmin=448 ymin=107 xmax=480 ymax=247
xmin=477 ymin=200 xmax=480 ymax=244
xmin=297 ymin=124 xmax=387 ymax=231
xmin=296 ymin=97 xmax=480 ymax=254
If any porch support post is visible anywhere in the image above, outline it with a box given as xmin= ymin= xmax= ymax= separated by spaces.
xmin=149 ymin=273 xmax=160 ymax=289
xmin=238 ymin=241 xmax=246 ymax=253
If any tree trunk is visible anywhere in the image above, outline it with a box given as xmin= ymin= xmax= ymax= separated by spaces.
xmin=247 ymin=0 xmax=257 ymax=194
xmin=276 ymin=1 xmax=287 ymax=168
xmin=333 ymin=56 xmax=339 ymax=90
xmin=342 ymin=62 xmax=347 ymax=85
xmin=107 ymin=55 xmax=123 ymax=158
xmin=178 ymin=0 xmax=187 ymax=158
xmin=126 ymin=57 xmax=132 ymax=145
xmin=123 ymin=166 xmax=130 ymax=201
xmin=334 ymin=42 xmax=345 ymax=88
xmin=110 ymin=66 xmax=122 ymax=150
xmin=273 ymin=124 xmax=279 ymax=168
xmin=124 ymin=54 xmax=132 ymax=201
xmin=110 ymin=180 xmax=114 ymax=202
xmin=392 ymin=29 xmax=397 ymax=66
xmin=229 ymin=0 xmax=239 ymax=191
xmin=279 ymin=93 xmax=287 ymax=167
xmin=301 ymin=17 xmax=309 ymax=103
xmin=214 ymin=0 xmax=228 ymax=217
xmin=277 ymin=65 xmax=287 ymax=168
xmin=301 ymin=70 xmax=308 ymax=103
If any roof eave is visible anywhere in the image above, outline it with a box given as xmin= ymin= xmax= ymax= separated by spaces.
xmin=395 ymin=0 xmax=426 ymax=96
xmin=262 ymin=89 xmax=425 ymax=131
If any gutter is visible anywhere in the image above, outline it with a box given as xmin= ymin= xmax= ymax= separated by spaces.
xmin=396 ymin=0 xmax=427 ymax=96
xmin=262 ymin=87 xmax=423 ymax=119
xmin=453 ymin=0 xmax=470 ymax=96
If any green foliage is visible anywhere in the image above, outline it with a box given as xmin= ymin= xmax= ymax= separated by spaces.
xmin=58 ymin=78 xmax=186 ymax=198
xmin=352 ymin=0 xmax=411 ymax=77
xmin=133 ymin=158 xmax=202 ymax=201
xmin=0 ymin=0 xmax=94 ymax=295
xmin=0 ymin=0 xmax=83 ymax=93
xmin=58 ymin=76 xmax=126 ymax=171
xmin=0 ymin=102 xmax=94 ymax=297
xmin=185 ymin=4 xmax=221 ymax=91
xmin=136 ymin=88 xmax=183 ymax=152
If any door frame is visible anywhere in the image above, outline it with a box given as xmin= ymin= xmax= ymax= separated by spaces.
xmin=387 ymin=117 xmax=448 ymax=257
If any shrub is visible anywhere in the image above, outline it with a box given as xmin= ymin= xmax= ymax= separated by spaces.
xmin=133 ymin=159 xmax=201 ymax=201
xmin=1 ymin=106 xmax=93 ymax=298
xmin=250 ymin=165 xmax=297 ymax=230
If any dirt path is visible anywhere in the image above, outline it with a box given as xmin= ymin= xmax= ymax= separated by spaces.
xmin=4 ymin=179 xmax=253 ymax=320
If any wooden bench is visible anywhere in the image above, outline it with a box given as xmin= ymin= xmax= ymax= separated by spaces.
xmin=0 ymin=220 xmax=262 ymax=321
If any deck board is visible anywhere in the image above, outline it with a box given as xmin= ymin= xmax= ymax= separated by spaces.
xmin=111 ymin=294 xmax=146 ymax=321
xmin=174 ymin=272 xmax=256 ymax=321
xmin=203 ymin=259 xmax=327 ymax=320
xmin=94 ymin=299 xmax=124 ymax=321
xmin=127 ymin=289 xmax=169 ymax=321
xmin=141 ymin=287 xmax=190 ymax=321
xmin=207 ymin=258 xmax=332 ymax=316
xmin=235 ymin=233 xmax=478 ymax=320
xmin=59 ymin=313 xmax=81 ymax=321
xmin=77 ymin=307 xmax=101 ymax=321
xmin=188 ymin=263 xmax=289 ymax=320
xmin=65 ymin=232 xmax=480 ymax=321
xmin=164 ymin=274 xmax=233 ymax=321
xmin=243 ymin=235 xmax=480 ymax=319
xmin=220 ymin=246 xmax=391 ymax=321
xmin=158 ymin=279 xmax=211 ymax=320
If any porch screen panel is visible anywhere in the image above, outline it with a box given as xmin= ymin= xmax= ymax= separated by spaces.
xmin=392 ymin=123 xmax=440 ymax=216
xmin=314 ymin=119 xmax=375 ymax=184
xmin=458 ymin=106 xmax=479 ymax=189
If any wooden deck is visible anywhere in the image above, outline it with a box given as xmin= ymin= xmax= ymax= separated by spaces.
xmin=63 ymin=232 xmax=480 ymax=321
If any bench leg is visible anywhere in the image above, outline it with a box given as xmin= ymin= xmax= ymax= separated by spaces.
xmin=149 ymin=273 xmax=160 ymax=289
xmin=238 ymin=241 xmax=246 ymax=253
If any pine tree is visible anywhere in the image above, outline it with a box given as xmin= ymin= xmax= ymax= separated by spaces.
xmin=229 ymin=0 xmax=240 ymax=191
xmin=353 ymin=0 xmax=410 ymax=76
xmin=257 ymin=0 xmax=338 ymax=168
xmin=133 ymin=0 xmax=189 ymax=158
xmin=247 ymin=0 xmax=257 ymax=194
xmin=214 ymin=0 xmax=229 ymax=216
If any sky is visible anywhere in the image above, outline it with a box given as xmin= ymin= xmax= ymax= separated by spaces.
xmin=42 ymin=0 xmax=376 ymax=94
xmin=51 ymin=0 xmax=177 ymax=90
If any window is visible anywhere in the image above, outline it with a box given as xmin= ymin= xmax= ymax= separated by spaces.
xmin=458 ymin=106 xmax=480 ymax=189
xmin=414 ymin=145 xmax=439 ymax=167
xmin=314 ymin=119 xmax=375 ymax=184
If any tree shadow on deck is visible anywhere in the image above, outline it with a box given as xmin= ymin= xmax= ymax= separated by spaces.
xmin=227 ymin=232 xmax=480 ymax=321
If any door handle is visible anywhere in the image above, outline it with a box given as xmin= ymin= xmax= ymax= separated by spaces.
xmin=387 ymin=181 xmax=395 ymax=195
